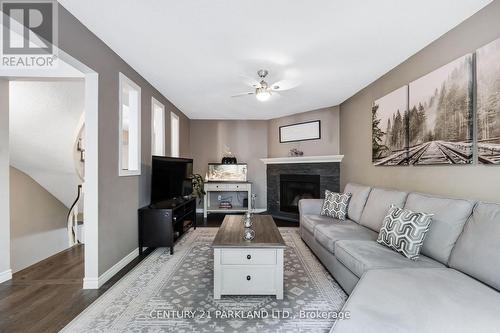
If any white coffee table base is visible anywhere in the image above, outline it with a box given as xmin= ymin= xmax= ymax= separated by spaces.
xmin=213 ymin=248 xmax=284 ymax=299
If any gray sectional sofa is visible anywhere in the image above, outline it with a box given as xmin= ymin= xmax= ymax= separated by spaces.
xmin=298 ymin=183 xmax=500 ymax=333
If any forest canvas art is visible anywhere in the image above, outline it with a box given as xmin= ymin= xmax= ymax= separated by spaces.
xmin=477 ymin=37 xmax=500 ymax=164
xmin=372 ymin=86 xmax=409 ymax=165
xmin=407 ymin=55 xmax=473 ymax=165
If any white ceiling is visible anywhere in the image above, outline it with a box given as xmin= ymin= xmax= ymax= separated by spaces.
xmin=58 ymin=0 xmax=491 ymax=120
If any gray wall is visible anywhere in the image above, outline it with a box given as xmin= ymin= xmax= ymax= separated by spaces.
xmin=0 ymin=79 xmax=10 ymax=279
xmin=340 ymin=1 xmax=500 ymax=202
xmin=10 ymin=167 xmax=68 ymax=273
xmin=189 ymin=120 xmax=268 ymax=209
xmin=268 ymin=106 xmax=340 ymax=157
xmin=58 ymin=5 xmax=190 ymax=274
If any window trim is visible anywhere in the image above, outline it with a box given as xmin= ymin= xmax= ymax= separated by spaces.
xmin=151 ymin=97 xmax=165 ymax=156
xmin=118 ymin=72 xmax=142 ymax=176
xmin=170 ymin=111 xmax=180 ymax=158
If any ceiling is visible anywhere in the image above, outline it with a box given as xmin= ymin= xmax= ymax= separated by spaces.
xmin=58 ymin=0 xmax=491 ymax=120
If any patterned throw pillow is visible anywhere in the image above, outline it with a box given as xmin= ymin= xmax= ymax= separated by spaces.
xmin=320 ymin=190 xmax=352 ymax=220
xmin=377 ymin=205 xmax=433 ymax=260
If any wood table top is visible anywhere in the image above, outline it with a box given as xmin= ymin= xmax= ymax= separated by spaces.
xmin=212 ymin=215 xmax=286 ymax=248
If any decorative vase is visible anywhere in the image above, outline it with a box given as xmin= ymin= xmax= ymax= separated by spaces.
xmin=243 ymin=228 xmax=255 ymax=241
xmin=243 ymin=212 xmax=253 ymax=227
xmin=244 ymin=217 xmax=253 ymax=228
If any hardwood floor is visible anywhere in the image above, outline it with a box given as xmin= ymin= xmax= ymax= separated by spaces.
xmin=0 ymin=244 xmax=154 ymax=333
xmin=197 ymin=212 xmax=299 ymax=228
xmin=0 ymin=213 xmax=297 ymax=332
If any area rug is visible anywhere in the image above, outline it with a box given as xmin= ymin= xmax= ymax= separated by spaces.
xmin=61 ymin=227 xmax=347 ymax=333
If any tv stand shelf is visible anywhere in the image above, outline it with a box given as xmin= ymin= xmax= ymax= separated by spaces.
xmin=138 ymin=197 xmax=196 ymax=255
xmin=203 ymin=182 xmax=252 ymax=218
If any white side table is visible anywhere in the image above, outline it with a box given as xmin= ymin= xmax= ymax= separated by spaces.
xmin=203 ymin=182 xmax=252 ymax=218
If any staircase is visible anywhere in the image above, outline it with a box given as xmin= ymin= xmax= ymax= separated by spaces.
xmin=9 ymin=80 xmax=86 ymax=248
xmin=68 ymin=125 xmax=85 ymax=246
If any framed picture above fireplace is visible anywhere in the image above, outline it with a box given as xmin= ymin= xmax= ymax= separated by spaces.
xmin=279 ymin=120 xmax=321 ymax=143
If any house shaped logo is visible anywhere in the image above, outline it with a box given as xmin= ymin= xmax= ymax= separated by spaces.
xmin=1 ymin=0 xmax=58 ymax=68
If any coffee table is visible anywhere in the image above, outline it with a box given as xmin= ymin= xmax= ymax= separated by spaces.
xmin=212 ymin=215 xmax=286 ymax=299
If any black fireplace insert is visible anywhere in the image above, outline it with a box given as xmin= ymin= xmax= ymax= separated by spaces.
xmin=279 ymin=174 xmax=320 ymax=213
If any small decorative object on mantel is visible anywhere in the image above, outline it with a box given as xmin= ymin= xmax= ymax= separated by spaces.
xmin=221 ymin=144 xmax=237 ymax=164
xmin=243 ymin=227 xmax=255 ymax=241
xmin=288 ymin=148 xmax=304 ymax=157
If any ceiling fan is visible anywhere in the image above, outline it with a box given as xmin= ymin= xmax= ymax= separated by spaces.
xmin=231 ymin=69 xmax=283 ymax=102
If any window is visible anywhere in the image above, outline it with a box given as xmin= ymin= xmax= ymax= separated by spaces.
xmin=118 ymin=73 xmax=141 ymax=176
xmin=151 ymin=97 xmax=165 ymax=156
xmin=170 ymin=112 xmax=180 ymax=157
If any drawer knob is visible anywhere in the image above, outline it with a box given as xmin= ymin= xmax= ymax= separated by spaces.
xmin=246 ymin=275 xmax=251 ymax=281
xmin=247 ymin=254 xmax=251 ymax=260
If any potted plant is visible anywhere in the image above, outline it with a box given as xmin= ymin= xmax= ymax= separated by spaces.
xmin=191 ymin=174 xmax=206 ymax=203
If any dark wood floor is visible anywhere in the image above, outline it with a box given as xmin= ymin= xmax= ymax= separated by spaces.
xmin=0 ymin=213 xmax=298 ymax=333
xmin=198 ymin=212 xmax=299 ymax=228
xmin=0 ymin=244 xmax=155 ymax=333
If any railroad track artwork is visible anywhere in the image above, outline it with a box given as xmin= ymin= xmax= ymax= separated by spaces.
xmin=375 ymin=141 xmax=472 ymax=166
xmin=478 ymin=142 xmax=500 ymax=164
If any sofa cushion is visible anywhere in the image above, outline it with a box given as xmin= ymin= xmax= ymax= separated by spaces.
xmin=359 ymin=188 xmax=408 ymax=231
xmin=331 ymin=268 xmax=500 ymax=333
xmin=313 ymin=221 xmax=378 ymax=254
xmin=404 ymin=193 xmax=474 ymax=264
xmin=335 ymin=240 xmax=444 ymax=278
xmin=449 ymin=202 xmax=500 ymax=291
xmin=343 ymin=183 xmax=371 ymax=223
xmin=377 ymin=205 xmax=433 ymax=260
xmin=300 ymin=214 xmax=333 ymax=234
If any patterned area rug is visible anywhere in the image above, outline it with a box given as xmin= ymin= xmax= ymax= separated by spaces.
xmin=62 ymin=228 xmax=347 ymax=332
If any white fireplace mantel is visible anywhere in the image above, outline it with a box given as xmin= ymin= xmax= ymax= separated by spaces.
xmin=260 ymin=155 xmax=344 ymax=164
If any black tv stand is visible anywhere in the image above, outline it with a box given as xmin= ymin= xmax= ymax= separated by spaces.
xmin=138 ymin=197 xmax=196 ymax=255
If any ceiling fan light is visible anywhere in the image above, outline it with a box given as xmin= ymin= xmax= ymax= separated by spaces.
xmin=256 ymin=88 xmax=271 ymax=102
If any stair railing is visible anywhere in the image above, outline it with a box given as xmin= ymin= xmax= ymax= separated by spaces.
xmin=67 ymin=184 xmax=83 ymax=246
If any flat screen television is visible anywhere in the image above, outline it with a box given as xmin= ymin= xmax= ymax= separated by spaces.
xmin=151 ymin=156 xmax=193 ymax=204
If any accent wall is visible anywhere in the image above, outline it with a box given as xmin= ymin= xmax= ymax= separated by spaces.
xmin=340 ymin=0 xmax=500 ymax=202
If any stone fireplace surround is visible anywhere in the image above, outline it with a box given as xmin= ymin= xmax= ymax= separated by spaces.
xmin=261 ymin=155 xmax=343 ymax=222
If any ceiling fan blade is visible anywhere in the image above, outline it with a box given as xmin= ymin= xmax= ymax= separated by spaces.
xmin=270 ymin=80 xmax=300 ymax=91
xmin=239 ymin=75 xmax=261 ymax=88
xmin=231 ymin=92 xmax=255 ymax=97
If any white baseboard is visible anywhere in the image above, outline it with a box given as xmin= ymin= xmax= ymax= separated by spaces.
xmin=0 ymin=269 xmax=12 ymax=284
xmin=82 ymin=277 xmax=99 ymax=289
xmin=83 ymin=247 xmax=139 ymax=289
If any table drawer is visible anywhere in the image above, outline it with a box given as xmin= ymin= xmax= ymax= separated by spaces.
xmin=221 ymin=249 xmax=276 ymax=265
xmin=205 ymin=183 xmax=249 ymax=191
xmin=221 ymin=266 xmax=275 ymax=294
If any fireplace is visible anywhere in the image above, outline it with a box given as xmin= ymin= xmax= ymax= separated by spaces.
xmin=266 ymin=161 xmax=340 ymax=222
xmin=280 ymin=174 xmax=320 ymax=213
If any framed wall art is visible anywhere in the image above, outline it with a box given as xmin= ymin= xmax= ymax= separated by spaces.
xmin=279 ymin=120 xmax=321 ymax=143
xmin=477 ymin=37 xmax=500 ymax=164
xmin=372 ymin=86 xmax=409 ymax=166
xmin=407 ymin=54 xmax=473 ymax=165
